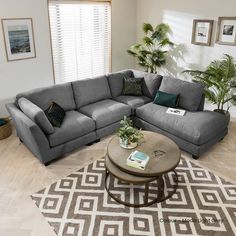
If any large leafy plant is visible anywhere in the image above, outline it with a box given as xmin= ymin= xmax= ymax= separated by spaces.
xmin=127 ymin=23 xmax=174 ymax=73
xmin=183 ymin=54 xmax=236 ymax=113
xmin=117 ymin=116 xmax=143 ymax=143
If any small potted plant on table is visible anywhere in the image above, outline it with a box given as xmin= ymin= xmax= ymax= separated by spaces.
xmin=118 ymin=116 xmax=143 ymax=149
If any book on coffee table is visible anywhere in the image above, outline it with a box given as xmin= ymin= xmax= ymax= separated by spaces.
xmin=126 ymin=150 xmax=150 ymax=170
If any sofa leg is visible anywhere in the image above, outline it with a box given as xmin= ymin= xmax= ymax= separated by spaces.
xmin=86 ymin=141 xmax=95 ymax=146
xmin=192 ymin=155 xmax=199 ymax=160
xmin=94 ymin=139 xmax=100 ymax=143
xmin=44 ymin=161 xmax=50 ymax=166
xmin=19 ymin=138 xmax=23 ymax=143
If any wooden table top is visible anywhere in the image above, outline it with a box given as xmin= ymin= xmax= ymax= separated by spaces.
xmin=107 ymin=131 xmax=181 ymax=177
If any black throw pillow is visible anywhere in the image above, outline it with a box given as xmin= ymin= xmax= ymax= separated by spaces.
xmin=122 ymin=77 xmax=143 ymax=96
xmin=44 ymin=102 xmax=65 ymax=128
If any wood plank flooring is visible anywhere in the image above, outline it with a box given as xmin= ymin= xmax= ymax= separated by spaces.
xmin=0 ymin=120 xmax=235 ymax=236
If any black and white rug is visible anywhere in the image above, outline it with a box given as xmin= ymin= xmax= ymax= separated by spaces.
xmin=31 ymin=158 xmax=236 ymax=236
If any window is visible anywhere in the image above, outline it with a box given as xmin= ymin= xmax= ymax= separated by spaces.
xmin=49 ymin=1 xmax=111 ymax=84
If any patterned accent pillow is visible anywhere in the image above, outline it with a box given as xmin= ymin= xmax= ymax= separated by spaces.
xmin=44 ymin=102 xmax=65 ymax=128
xmin=122 ymin=77 xmax=143 ymax=96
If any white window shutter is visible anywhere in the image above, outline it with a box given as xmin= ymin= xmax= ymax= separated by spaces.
xmin=49 ymin=1 xmax=111 ymax=84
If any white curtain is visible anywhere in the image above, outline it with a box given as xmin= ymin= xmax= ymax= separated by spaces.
xmin=49 ymin=1 xmax=111 ymax=83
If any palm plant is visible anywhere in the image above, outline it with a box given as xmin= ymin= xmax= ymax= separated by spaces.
xmin=183 ymin=54 xmax=236 ymax=114
xmin=127 ymin=23 xmax=174 ymax=73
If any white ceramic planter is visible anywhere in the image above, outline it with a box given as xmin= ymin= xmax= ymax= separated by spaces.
xmin=119 ymin=138 xmax=137 ymax=149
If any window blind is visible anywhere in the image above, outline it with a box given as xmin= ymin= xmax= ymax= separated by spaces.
xmin=49 ymin=1 xmax=111 ymax=84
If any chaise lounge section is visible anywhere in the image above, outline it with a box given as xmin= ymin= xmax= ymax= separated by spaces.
xmin=6 ymin=69 xmax=229 ymax=165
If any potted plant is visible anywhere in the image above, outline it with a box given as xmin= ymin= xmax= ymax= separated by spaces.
xmin=183 ymin=54 xmax=236 ymax=119
xmin=117 ymin=116 xmax=143 ymax=149
xmin=127 ymin=23 xmax=174 ymax=73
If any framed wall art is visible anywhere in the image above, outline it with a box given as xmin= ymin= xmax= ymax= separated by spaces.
xmin=1 ymin=18 xmax=36 ymax=61
xmin=216 ymin=17 xmax=236 ymax=46
xmin=191 ymin=19 xmax=214 ymax=46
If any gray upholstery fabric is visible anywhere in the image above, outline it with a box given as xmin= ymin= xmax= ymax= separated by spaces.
xmin=18 ymin=97 xmax=54 ymax=135
xmin=48 ymin=110 xmax=95 ymax=147
xmin=132 ymin=70 xmax=163 ymax=98
xmin=134 ymin=117 xmax=228 ymax=158
xmin=136 ymin=103 xmax=228 ymax=145
xmin=114 ymin=95 xmax=152 ymax=114
xmin=16 ymin=83 xmax=76 ymax=111
xmin=198 ymin=94 xmax=205 ymax=111
xmin=6 ymin=103 xmax=51 ymax=163
xmin=79 ymin=99 xmax=131 ymax=129
xmin=159 ymin=77 xmax=204 ymax=111
xmin=6 ymin=102 xmax=97 ymax=164
xmin=72 ymin=75 xmax=111 ymax=109
xmin=107 ymin=70 xmax=133 ymax=97
xmin=96 ymin=121 xmax=121 ymax=139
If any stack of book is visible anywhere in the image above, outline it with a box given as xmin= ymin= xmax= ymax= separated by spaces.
xmin=126 ymin=150 xmax=150 ymax=170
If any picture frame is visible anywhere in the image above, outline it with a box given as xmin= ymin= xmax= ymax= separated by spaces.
xmin=1 ymin=18 xmax=36 ymax=61
xmin=191 ymin=19 xmax=214 ymax=46
xmin=216 ymin=17 xmax=236 ymax=46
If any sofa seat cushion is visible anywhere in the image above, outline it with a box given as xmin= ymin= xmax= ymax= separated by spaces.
xmin=114 ymin=96 xmax=152 ymax=114
xmin=16 ymin=83 xmax=76 ymax=111
xmin=136 ymin=103 xmax=228 ymax=145
xmin=72 ymin=75 xmax=111 ymax=109
xmin=48 ymin=111 xmax=95 ymax=147
xmin=79 ymin=99 xmax=131 ymax=129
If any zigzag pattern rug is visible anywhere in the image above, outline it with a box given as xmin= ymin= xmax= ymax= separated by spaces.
xmin=31 ymin=158 xmax=236 ymax=236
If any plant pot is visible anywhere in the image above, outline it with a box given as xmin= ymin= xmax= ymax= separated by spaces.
xmin=213 ymin=109 xmax=230 ymax=125
xmin=119 ymin=138 xmax=137 ymax=149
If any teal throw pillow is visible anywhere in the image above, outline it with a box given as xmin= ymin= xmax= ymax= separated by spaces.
xmin=44 ymin=102 xmax=65 ymax=127
xmin=154 ymin=91 xmax=179 ymax=108
xmin=122 ymin=77 xmax=143 ymax=96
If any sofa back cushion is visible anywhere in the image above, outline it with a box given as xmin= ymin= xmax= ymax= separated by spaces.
xmin=18 ymin=97 xmax=54 ymax=134
xmin=72 ymin=75 xmax=111 ymax=109
xmin=107 ymin=70 xmax=133 ymax=97
xmin=132 ymin=70 xmax=163 ymax=99
xmin=16 ymin=83 xmax=76 ymax=111
xmin=159 ymin=76 xmax=204 ymax=111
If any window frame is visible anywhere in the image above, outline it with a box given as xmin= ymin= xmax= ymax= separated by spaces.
xmin=47 ymin=0 xmax=112 ymax=84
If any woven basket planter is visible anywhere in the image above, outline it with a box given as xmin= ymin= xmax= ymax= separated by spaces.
xmin=0 ymin=118 xmax=12 ymax=140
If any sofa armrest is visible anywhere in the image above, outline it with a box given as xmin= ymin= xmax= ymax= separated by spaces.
xmin=6 ymin=103 xmax=51 ymax=164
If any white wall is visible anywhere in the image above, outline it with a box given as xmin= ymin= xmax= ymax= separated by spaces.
xmin=0 ymin=0 xmax=136 ymax=116
xmin=111 ymin=0 xmax=136 ymax=71
xmin=136 ymin=0 xmax=236 ymax=117
xmin=0 ymin=0 xmax=54 ymax=116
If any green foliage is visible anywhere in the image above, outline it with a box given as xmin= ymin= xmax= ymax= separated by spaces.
xmin=183 ymin=54 xmax=236 ymax=112
xmin=117 ymin=116 xmax=143 ymax=143
xmin=127 ymin=23 xmax=174 ymax=73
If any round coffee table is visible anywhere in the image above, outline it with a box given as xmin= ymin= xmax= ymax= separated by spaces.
xmin=105 ymin=131 xmax=180 ymax=207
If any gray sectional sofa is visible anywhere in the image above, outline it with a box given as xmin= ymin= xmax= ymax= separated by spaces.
xmin=6 ymin=69 xmax=229 ymax=165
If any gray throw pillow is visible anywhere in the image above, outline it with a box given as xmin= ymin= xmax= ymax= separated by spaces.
xmin=18 ymin=97 xmax=54 ymax=134
xmin=159 ymin=77 xmax=204 ymax=111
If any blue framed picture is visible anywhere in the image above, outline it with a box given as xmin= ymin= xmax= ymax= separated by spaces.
xmin=1 ymin=18 xmax=36 ymax=61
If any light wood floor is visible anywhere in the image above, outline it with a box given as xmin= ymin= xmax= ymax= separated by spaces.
xmin=0 ymin=120 xmax=236 ymax=236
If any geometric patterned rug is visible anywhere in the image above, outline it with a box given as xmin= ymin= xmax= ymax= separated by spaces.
xmin=31 ymin=158 xmax=236 ymax=236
